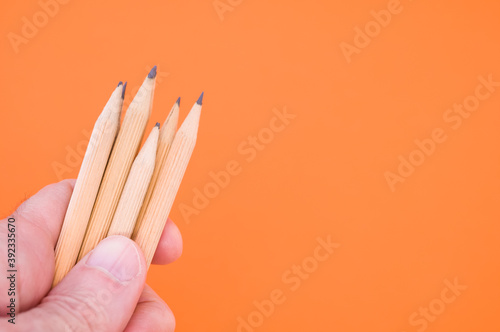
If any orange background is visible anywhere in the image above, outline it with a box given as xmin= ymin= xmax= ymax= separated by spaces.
xmin=1 ymin=0 xmax=500 ymax=331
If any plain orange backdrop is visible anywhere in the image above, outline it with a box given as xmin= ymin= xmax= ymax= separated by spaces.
xmin=1 ymin=0 xmax=500 ymax=331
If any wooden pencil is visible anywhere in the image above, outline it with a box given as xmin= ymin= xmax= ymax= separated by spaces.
xmin=78 ymin=67 xmax=157 ymax=260
xmin=53 ymin=82 xmax=124 ymax=286
xmin=107 ymin=123 xmax=160 ymax=238
xmin=133 ymin=93 xmax=203 ymax=267
xmin=133 ymin=98 xmax=180 ymax=238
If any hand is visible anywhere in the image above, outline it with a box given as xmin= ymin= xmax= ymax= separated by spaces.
xmin=0 ymin=179 xmax=182 ymax=332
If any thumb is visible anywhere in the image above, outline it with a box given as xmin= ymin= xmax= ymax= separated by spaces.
xmin=19 ymin=236 xmax=147 ymax=332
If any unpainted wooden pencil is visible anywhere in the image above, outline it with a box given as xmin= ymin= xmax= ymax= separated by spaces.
xmin=133 ymin=98 xmax=180 ymax=238
xmin=107 ymin=123 xmax=160 ymax=238
xmin=133 ymin=93 xmax=203 ymax=267
xmin=53 ymin=82 xmax=124 ymax=286
xmin=78 ymin=67 xmax=157 ymax=260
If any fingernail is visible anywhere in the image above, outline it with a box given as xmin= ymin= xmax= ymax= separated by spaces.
xmin=86 ymin=236 xmax=142 ymax=282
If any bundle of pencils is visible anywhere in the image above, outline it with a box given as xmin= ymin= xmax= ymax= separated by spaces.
xmin=52 ymin=66 xmax=203 ymax=286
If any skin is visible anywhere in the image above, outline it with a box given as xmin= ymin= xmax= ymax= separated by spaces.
xmin=0 ymin=179 xmax=182 ymax=331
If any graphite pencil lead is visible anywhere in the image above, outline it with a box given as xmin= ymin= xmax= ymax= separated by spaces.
xmin=122 ymin=82 xmax=127 ymax=99
xmin=155 ymin=122 xmax=160 ymax=128
xmin=176 ymin=97 xmax=181 ymax=106
xmin=196 ymin=92 xmax=204 ymax=105
xmin=148 ymin=66 xmax=157 ymax=79
xmin=118 ymin=81 xmax=123 ymax=87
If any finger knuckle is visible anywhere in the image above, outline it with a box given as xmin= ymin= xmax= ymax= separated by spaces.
xmin=157 ymin=301 xmax=176 ymax=332
xmin=45 ymin=290 xmax=109 ymax=332
xmin=144 ymin=299 xmax=175 ymax=332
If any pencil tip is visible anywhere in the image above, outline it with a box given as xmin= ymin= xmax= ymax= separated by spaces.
xmin=148 ymin=66 xmax=157 ymax=79
xmin=196 ymin=92 xmax=204 ymax=105
xmin=122 ymin=82 xmax=127 ymax=99
xmin=118 ymin=81 xmax=123 ymax=87
xmin=176 ymin=97 xmax=181 ymax=106
xmin=155 ymin=122 xmax=160 ymax=128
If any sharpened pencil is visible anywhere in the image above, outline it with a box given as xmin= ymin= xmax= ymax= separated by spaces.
xmin=133 ymin=93 xmax=203 ymax=267
xmin=53 ymin=82 xmax=124 ymax=286
xmin=133 ymin=98 xmax=180 ymax=238
xmin=107 ymin=123 xmax=160 ymax=238
xmin=78 ymin=67 xmax=157 ymax=260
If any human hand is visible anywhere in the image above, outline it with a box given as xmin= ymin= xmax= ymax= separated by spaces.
xmin=1 ymin=179 xmax=182 ymax=332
